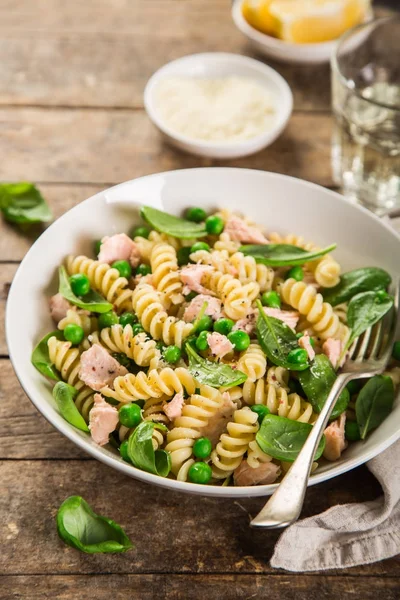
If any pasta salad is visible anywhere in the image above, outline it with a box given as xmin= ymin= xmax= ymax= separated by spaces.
xmin=31 ymin=205 xmax=399 ymax=486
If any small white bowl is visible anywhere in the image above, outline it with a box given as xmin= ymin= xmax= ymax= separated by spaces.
xmin=144 ymin=52 xmax=293 ymax=159
xmin=232 ymin=0 xmax=372 ymax=64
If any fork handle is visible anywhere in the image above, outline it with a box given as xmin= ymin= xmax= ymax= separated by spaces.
xmin=250 ymin=372 xmax=350 ymax=528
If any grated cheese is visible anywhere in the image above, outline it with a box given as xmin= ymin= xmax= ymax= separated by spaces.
xmin=154 ymin=76 xmax=276 ymax=143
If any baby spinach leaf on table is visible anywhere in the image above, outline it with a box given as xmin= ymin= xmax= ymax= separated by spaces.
xmin=323 ymin=267 xmax=392 ymax=307
xmin=186 ymin=343 xmax=247 ymax=388
xmin=356 ymin=375 xmax=395 ymax=440
xmin=53 ymin=382 xmax=89 ymax=432
xmin=346 ymin=291 xmax=394 ymax=348
xmin=59 ymin=265 xmax=113 ymax=313
xmin=127 ymin=421 xmax=171 ymax=477
xmin=298 ymin=354 xmax=350 ymax=420
xmin=141 ymin=206 xmax=207 ymax=239
xmin=56 ymin=496 xmax=133 ymax=554
xmin=0 ymin=182 xmax=52 ymax=225
xmin=256 ymin=301 xmax=309 ymax=371
xmin=239 ymin=243 xmax=336 ymax=267
xmin=256 ymin=414 xmax=326 ymax=462
xmin=31 ymin=330 xmax=64 ymax=380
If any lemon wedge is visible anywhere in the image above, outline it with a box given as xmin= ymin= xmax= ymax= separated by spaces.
xmin=242 ymin=0 xmax=277 ymax=36
xmin=269 ymin=0 xmax=370 ymax=43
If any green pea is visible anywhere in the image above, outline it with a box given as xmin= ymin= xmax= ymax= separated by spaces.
xmin=63 ymin=324 xmax=84 ymax=345
xmin=196 ymin=331 xmax=209 ymax=351
xmin=261 ymin=290 xmax=281 ymax=308
xmin=346 ymin=379 xmax=363 ymax=395
xmin=112 ymin=260 xmax=132 ymax=279
xmin=119 ymin=440 xmax=132 ymax=463
xmin=205 ymin=215 xmax=224 ymax=235
xmin=287 ymin=347 xmax=308 ymax=365
xmin=185 ymin=207 xmax=207 ymax=223
xmin=196 ymin=315 xmax=213 ymax=333
xmin=250 ymin=404 xmax=270 ymax=424
xmin=163 ymin=345 xmax=182 ymax=364
xmin=188 ymin=461 xmax=212 ymax=484
xmin=119 ymin=312 xmax=137 ymax=328
xmin=193 ymin=437 xmax=212 ymax=459
xmin=190 ymin=241 xmax=210 ymax=253
xmin=286 ymin=266 xmax=304 ymax=281
xmin=98 ymin=311 xmax=119 ymax=330
xmin=177 ymin=247 xmax=192 ymax=267
xmin=213 ymin=318 xmax=234 ymax=336
xmin=228 ymin=330 xmax=250 ymax=351
xmin=132 ymin=323 xmax=145 ymax=336
xmin=70 ymin=273 xmax=90 ymax=297
xmin=345 ymin=420 xmax=361 ymax=441
xmin=135 ymin=263 xmax=151 ymax=277
xmin=376 ymin=290 xmax=390 ymax=302
xmin=392 ymin=341 xmax=400 ymax=362
xmin=119 ymin=403 xmax=142 ymax=428
xmin=94 ymin=240 xmax=102 ymax=256
xmin=131 ymin=226 xmax=150 ymax=239
xmin=184 ymin=291 xmax=198 ymax=302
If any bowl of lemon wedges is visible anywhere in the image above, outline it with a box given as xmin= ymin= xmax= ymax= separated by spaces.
xmin=232 ymin=0 xmax=372 ymax=63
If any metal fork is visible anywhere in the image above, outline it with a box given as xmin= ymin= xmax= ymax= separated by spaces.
xmin=251 ymin=284 xmax=399 ymax=529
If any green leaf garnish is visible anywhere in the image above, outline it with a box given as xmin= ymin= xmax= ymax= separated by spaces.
xmin=56 ymin=496 xmax=133 ymax=554
xmin=322 ymin=267 xmax=392 ymax=306
xmin=141 ymin=206 xmax=207 ymax=239
xmin=255 ymin=300 xmax=309 ymax=371
xmin=256 ymin=414 xmax=326 ymax=462
xmin=185 ymin=343 xmax=247 ymax=388
xmin=53 ymin=382 xmax=89 ymax=432
xmin=31 ymin=330 xmax=64 ymax=380
xmin=355 ymin=375 xmax=395 ymax=440
xmin=59 ymin=266 xmax=112 ymax=313
xmin=127 ymin=421 xmax=171 ymax=477
xmin=0 ymin=182 xmax=52 ymax=225
xmin=346 ymin=291 xmax=394 ymax=348
xmin=240 ymin=243 xmax=336 ymax=267
xmin=298 ymin=354 xmax=349 ymax=420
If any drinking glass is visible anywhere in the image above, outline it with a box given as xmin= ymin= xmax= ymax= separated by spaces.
xmin=331 ymin=17 xmax=400 ymax=215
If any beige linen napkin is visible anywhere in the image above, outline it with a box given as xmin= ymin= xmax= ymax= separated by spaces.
xmin=271 ymin=439 xmax=400 ymax=571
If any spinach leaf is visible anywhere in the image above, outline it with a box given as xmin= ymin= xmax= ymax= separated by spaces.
xmin=0 ymin=182 xmax=52 ymax=225
xmin=53 ymin=382 xmax=89 ymax=432
xmin=31 ymin=330 xmax=64 ymax=380
xmin=239 ymin=243 xmax=336 ymax=267
xmin=356 ymin=375 xmax=394 ymax=440
xmin=141 ymin=206 xmax=207 ymax=239
xmin=347 ymin=291 xmax=394 ymax=347
xmin=185 ymin=343 xmax=247 ymax=388
xmin=56 ymin=496 xmax=133 ymax=554
xmin=298 ymin=354 xmax=349 ymax=420
xmin=256 ymin=414 xmax=326 ymax=462
xmin=323 ymin=267 xmax=391 ymax=306
xmin=256 ymin=301 xmax=309 ymax=371
xmin=127 ymin=421 xmax=171 ymax=477
xmin=59 ymin=266 xmax=113 ymax=313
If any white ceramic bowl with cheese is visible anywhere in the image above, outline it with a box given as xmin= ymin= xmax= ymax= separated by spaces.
xmin=144 ymin=53 xmax=293 ymax=159
xmin=6 ymin=168 xmax=400 ymax=498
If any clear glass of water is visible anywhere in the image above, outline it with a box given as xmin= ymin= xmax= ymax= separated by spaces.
xmin=331 ymin=17 xmax=400 ymax=215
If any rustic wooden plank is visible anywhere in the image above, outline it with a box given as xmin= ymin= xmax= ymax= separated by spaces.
xmin=1 ymin=574 xmax=400 ymax=600
xmin=0 ymin=109 xmax=333 ymax=185
xmin=0 ymin=360 xmax=86 ymax=459
xmin=0 ymin=265 xmax=17 ymax=355
xmin=0 ymin=34 xmax=330 ymax=111
xmin=0 ymin=184 xmax=106 ymax=261
xmin=0 ymin=460 xmax=398 ymax=576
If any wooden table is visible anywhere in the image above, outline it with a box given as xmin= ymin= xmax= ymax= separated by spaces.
xmin=1 ymin=1 xmax=399 ymax=598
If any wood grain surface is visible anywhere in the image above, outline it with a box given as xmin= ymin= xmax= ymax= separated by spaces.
xmin=1 ymin=0 xmax=399 ymax=598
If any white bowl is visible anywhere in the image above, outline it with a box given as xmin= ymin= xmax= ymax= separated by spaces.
xmin=232 ymin=0 xmax=372 ymax=64
xmin=6 ymin=168 xmax=400 ymax=498
xmin=144 ymin=53 xmax=293 ymax=159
